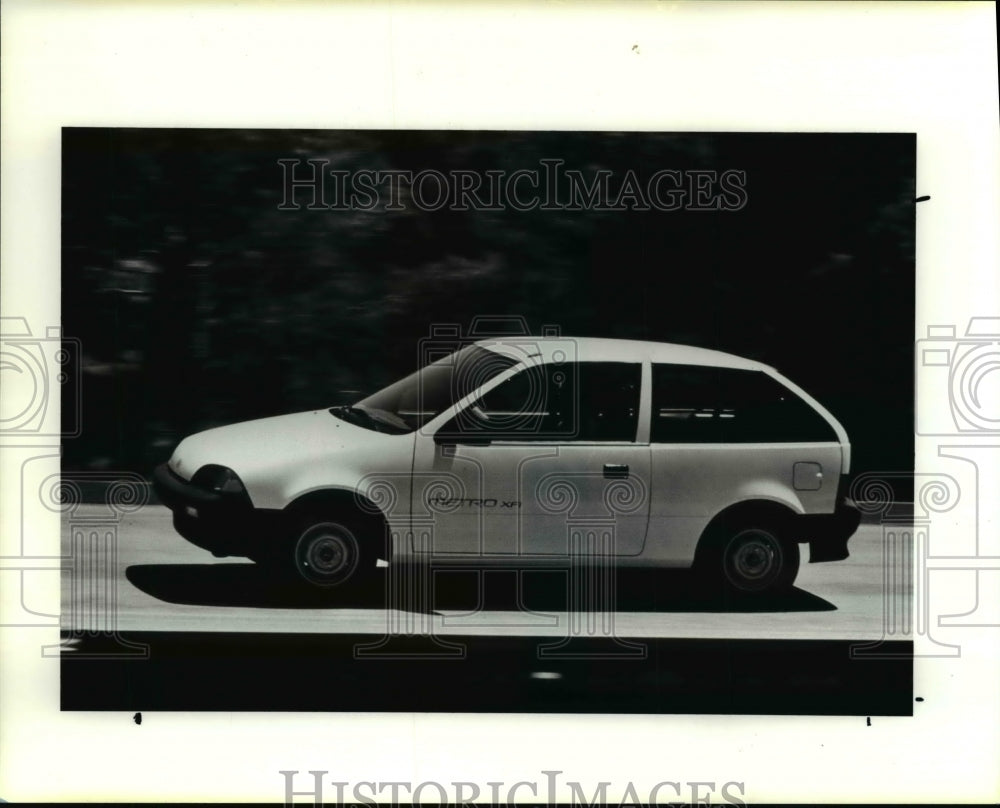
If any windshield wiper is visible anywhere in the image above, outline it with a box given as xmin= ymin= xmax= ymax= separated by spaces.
xmin=329 ymin=405 xmax=383 ymax=432
xmin=330 ymin=405 xmax=411 ymax=435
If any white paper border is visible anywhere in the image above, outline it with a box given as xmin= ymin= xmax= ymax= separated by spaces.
xmin=2 ymin=0 xmax=998 ymax=802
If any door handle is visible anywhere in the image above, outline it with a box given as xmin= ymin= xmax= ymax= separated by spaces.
xmin=603 ymin=463 xmax=629 ymax=479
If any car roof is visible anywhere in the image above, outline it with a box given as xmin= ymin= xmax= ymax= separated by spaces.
xmin=473 ymin=337 xmax=772 ymax=371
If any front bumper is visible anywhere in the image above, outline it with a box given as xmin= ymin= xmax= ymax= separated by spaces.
xmin=151 ymin=463 xmax=282 ymax=558
xmin=802 ymin=497 xmax=862 ymax=563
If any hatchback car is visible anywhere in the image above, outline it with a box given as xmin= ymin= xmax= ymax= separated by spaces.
xmin=152 ymin=337 xmax=860 ymax=595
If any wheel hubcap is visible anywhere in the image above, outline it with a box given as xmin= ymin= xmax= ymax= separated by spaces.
xmin=307 ymin=536 xmax=347 ymax=574
xmin=724 ymin=529 xmax=783 ymax=591
xmin=295 ymin=522 xmax=359 ymax=585
xmin=734 ymin=538 xmax=774 ymax=579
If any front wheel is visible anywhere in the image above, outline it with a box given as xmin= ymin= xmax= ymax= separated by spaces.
xmin=294 ymin=520 xmax=365 ymax=586
xmin=258 ymin=512 xmax=379 ymax=589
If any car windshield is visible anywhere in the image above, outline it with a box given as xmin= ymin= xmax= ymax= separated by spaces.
xmin=331 ymin=345 xmax=518 ymax=434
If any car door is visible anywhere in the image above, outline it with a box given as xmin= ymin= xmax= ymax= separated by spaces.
xmin=411 ymin=360 xmax=651 ymax=558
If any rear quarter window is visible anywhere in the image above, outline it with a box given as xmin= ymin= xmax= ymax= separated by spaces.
xmin=651 ymin=364 xmax=837 ymax=443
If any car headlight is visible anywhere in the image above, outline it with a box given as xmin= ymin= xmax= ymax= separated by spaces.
xmin=191 ymin=464 xmax=246 ymax=495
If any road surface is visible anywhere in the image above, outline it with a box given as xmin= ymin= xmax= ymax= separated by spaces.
xmin=58 ymin=505 xmax=913 ymax=713
xmin=60 ymin=505 xmax=907 ymax=641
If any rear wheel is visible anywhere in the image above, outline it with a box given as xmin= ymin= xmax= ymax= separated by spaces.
xmin=696 ymin=520 xmax=800 ymax=596
xmin=721 ymin=526 xmax=799 ymax=594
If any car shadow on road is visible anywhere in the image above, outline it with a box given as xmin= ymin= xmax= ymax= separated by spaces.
xmin=125 ymin=564 xmax=836 ymax=613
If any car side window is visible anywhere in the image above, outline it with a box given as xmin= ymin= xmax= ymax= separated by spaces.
xmin=573 ymin=362 xmax=641 ymax=441
xmin=437 ymin=361 xmax=641 ymax=442
xmin=651 ymin=364 xmax=837 ymax=443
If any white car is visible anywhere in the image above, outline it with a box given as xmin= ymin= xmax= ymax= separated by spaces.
xmin=152 ymin=337 xmax=860 ymax=595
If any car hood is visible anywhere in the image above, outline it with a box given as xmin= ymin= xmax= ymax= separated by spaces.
xmin=167 ymin=409 xmax=393 ymax=482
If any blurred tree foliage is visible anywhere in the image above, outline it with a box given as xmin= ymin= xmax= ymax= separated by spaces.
xmin=62 ymin=130 xmax=914 ymax=488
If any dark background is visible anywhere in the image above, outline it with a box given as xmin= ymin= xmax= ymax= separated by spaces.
xmin=61 ymin=129 xmax=915 ymax=495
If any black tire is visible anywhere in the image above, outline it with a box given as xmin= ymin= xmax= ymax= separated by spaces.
xmin=696 ymin=520 xmax=800 ymax=596
xmin=279 ymin=512 xmax=377 ymax=588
